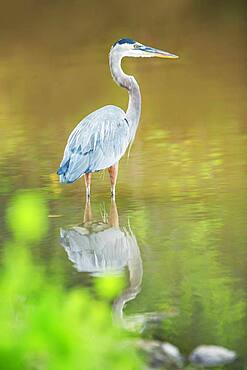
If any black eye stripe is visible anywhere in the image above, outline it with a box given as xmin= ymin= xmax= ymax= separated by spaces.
xmin=112 ymin=38 xmax=136 ymax=48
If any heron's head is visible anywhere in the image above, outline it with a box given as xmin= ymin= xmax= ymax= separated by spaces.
xmin=111 ymin=38 xmax=179 ymax=59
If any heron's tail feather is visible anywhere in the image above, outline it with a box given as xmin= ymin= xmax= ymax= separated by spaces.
xmin=57 ymin=153 xmax=89 ymax=184
xmin=57 ymin=159 xmax=70 ymax=175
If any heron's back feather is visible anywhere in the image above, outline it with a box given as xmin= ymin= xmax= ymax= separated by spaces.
xmin=57 ymin=105 xmax=130 ymax=183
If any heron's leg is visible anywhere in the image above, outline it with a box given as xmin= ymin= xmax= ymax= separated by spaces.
xmin=84 ymin=173 xmax=92 ymax=199
xmin=108 ymin=163 xmax=118 ymax=200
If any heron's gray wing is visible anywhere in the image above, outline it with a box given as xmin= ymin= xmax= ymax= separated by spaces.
xmin=57 ymin=105 xmax=130 ymax=183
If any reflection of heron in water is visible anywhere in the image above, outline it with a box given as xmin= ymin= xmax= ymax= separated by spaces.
xmin=60 ymin=200 xmax=144 ymax=330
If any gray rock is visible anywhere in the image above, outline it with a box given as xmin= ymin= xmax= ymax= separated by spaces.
xmin=189 ymin=345 xmax=237 ymax=367
xmin=161 ymin=342 xmax=184 ymax=368
xmin=137 ymin=340 xmax=183 ymax=369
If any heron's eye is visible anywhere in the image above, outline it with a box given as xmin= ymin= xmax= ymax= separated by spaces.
xmin=133 ymin=44 xmax=140 ymax=49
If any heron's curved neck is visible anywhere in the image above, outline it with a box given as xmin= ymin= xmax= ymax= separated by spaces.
xmin=109 ymin=51 xmax=141 ymax=140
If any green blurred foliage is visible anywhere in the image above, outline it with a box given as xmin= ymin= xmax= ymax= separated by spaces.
xmin=0 ymin=192 xmax=142 ymax=370
xmin=95 ymin=275 xmax=125 ymax=300
xmin=6 ymin=191 xmax=49 ymax=242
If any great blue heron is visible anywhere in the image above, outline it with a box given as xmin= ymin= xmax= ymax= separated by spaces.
xmin=57 ymin=38 xmax=178 ymax=198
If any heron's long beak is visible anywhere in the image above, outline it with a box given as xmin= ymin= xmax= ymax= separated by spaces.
xmin=139 ymin=45 xmax=179 ymax=59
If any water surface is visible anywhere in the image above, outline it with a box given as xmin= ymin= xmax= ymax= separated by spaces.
xmin=0 ymin=1 xmax=246 ymax=368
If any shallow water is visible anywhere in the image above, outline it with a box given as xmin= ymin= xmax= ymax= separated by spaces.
xmin=0 ymin=1 xmax=246 ymax=368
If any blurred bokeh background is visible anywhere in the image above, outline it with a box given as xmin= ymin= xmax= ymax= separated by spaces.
xmin=0 ymin=0 xmax=246 ymax=368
